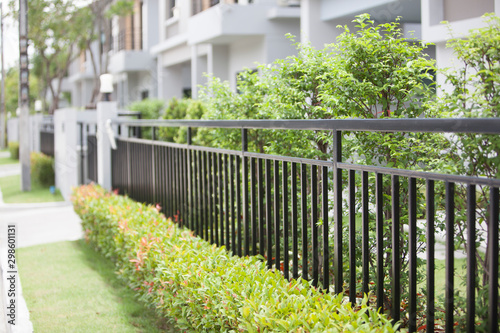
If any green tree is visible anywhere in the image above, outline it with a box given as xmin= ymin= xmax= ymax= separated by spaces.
xmin=9 ymin=0 xmax=89 ymax=113
xmin=200 ymin=15 xmax=443 ymax=325
xmin=435 ymin=14 xmax=500 ymax=330
xmin=3 ymin=66 xmax=39 ymax=116
xmin=128 ymin=98 xmax=164 ymax=139
xmin=82 ymin=0 xmax=134 ymax=107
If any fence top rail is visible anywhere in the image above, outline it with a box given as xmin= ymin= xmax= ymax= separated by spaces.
xmin=118 ymin=136 xmax=500 ymax=187
xmin=113 ymin=118 xmax=500 ymax=134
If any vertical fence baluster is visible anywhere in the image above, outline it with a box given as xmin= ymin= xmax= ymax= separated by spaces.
xmin=258 ymin=159 xmax=265 ymax=257
xmin=489 ymin=187 xmax=499 ymax=333
xmin=209 ymin=152 xmax=214 ymax=243
xmin=183 ymin=149 xmax=189 ymax=228
xmin=334 ymin=130 xmax=343 ymax=295
xmin=251 ymin=158 xmax=257 ymax=255
xmin=218 ymin=153 xmax=224 ymax=246
xmin=391 ymin=175 xmax=400 ymax=322
xmin=79 ymin=123 xmax=84 ymax=185
xmin=292 ymin=163 xmax=299 ymax=280
xmin=243 ymin=154 xmax=249 ymax=254
xmin=362 ymin=171 xmax=369 ymax=298
xmin=203 ymin=151 xmax=208 ymax=240
xmin=349 ymin=169 xmax=356 ymax=304
xmin=213 ymin=153 xmax=219 ymax=246
xmin=409 ymin=177 xmax=417 ymax=332
xmin=242 ymin=129 xmax=249 ymax=256
xmin=322 ymin=166 xmax=329 ymax=292
xmin=301 ymin=163 xmax=308 ymax=280
xmin=266 ymin=159 xmax=273 ymax=269
xmin=311 ymin=165 xmax=318 ymax=287
xmin=376 ymin=172 xmax=384 ymax=311
xmin=274 ymin=160 xmax=281 ymax=272
xmin=166 ymin=147 xmax=171 ymax=217
xmin=283 ymin=161 xmax=289 ymax=280
xmin=196 ymin=150 xmax=202 ymax=236
xmin=188 ymin=149 xmax=194 ymax=231
xmin=236 ymin=156 xmax=242 ymax=256
xmin=426 ymin=179 xmax=435 ymax=333
xmin=445 ymin=181 xmax=455 ymax=333
xmin=230 ymin=155 xmax=235 ymax=254
xmin=187 ymin=129 xmax=192 ymax=230
xmin=225 ymin=155 xmax=230 ymax=249
xmin=466 ymin=184 xmax=476 ymax=332
xmin=172 ymin=148 xmax=177 ymax=218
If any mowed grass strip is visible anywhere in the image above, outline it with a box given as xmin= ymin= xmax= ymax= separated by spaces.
xmin=18 ymin=240 xmax=180 ymax=333
xmin=0 ymin=174 xmax=64 ymax=203
xmin=0 ymin=154 xmax=18 ymax=165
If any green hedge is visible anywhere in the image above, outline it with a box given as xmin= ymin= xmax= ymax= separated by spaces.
xmin=30 ymin=152 xmax=55 ymax=187
xmin=8 ymin=142 xmax=19 ymax=160
xmin=72 ymin=184 xmax=398 ymax=333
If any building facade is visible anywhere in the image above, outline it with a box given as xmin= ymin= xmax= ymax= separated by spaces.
xmin=152 ymin=0 xmax=301 ymax=100
xmin=66 ymin=0 xmax=500 ymax=109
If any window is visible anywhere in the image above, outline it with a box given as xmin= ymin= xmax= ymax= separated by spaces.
xmin=182 ymin=88 xmax=192 ymax=99
xmin=167 ymin=0 xmax=176 ymax=19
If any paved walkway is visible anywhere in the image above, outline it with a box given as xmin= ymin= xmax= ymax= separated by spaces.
xmin=0 ymin=162 xmax=83 ymax=333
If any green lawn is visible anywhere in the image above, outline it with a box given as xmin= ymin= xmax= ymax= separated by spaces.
xmin=0 ymin=154 xmax=18 ymax=165
xmin=18 ymin=240 xmax=180 ymax=333
xmin=0 ymin=174 xmax=64 ymax=203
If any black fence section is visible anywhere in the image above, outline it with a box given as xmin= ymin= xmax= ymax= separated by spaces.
xmin=111 ymin=118 xmax=500 ymax=333
xmin=40 ymin=119 xmax=54 ymax=157
xmin=87 ymin=134 xmax=98 ymax=183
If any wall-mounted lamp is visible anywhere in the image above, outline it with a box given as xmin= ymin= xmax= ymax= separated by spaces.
xmin=100 ymin=73 xmax=114 ymax=101
xmin=35 ymin=100 xmax=43 ymax=113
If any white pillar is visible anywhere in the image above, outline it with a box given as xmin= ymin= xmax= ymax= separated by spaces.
xmin=191 ymin=44 xmax=199 ymax=99
xmin=54 ymin=108 xmax=78 ymax=201
xmin=30 ymin=114 xmax=42 ymax=152
xmin=97 ymin=101 xmax=117 ymax=191
xmin=301 ymin=0 xmax=339 ymax=48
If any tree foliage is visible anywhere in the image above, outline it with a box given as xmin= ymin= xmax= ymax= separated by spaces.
xmin=9 ymin=0 xmax=90 ymax=113
xmin=433 ymin=14 xmax=500 ymax=330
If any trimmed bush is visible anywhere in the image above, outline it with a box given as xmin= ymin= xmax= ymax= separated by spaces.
xmin=72 ymin=184 xmax=399 ymax=333
xmin=30 ymin=152 xmax=55 ymax=187
xmin=8 ymin=142 xmax=19 ymax=160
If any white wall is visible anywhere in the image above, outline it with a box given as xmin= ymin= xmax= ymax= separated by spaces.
xmin=6 ymin=118 xmax=18 ymax=143
xmin=301 ymin=0 xmax=339 ymax=48
xmin=54 ymin=108 xmax=78 ymax=201
xmin=228 ymin=36 xmax=265 ymax=89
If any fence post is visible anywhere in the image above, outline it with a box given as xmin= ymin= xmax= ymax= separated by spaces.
xmin=97 ymin=101 xmax=117 ymax=191
xmin=31 ymin=113 xmax=42 ymax=152
xmin=54 ymin=108 xmax=78 ymax=200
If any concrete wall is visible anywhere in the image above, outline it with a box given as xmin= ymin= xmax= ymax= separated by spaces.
xmin=6 ymin=118 xmax=18 ymax=143
xmin=443 ymin=0 xmax=494 ymax=22
xmin=228 ymin=37 xmax=265 ymax=88
xmin=54 ymin=108 xmax=79 ymax=201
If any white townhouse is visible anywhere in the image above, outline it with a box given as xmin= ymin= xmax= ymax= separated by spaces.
xmin=151 ymin=0 xmax=301 ymax=100
xmin=68 ymin=0 xmax=160 ymax=109
xmin=66 ymin=0 xmax=500 ymax=108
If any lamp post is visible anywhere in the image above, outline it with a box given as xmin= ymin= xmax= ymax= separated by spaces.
xmin=100 ymin=73 xmax=113 ymax=101
xmin=19 ymin=0 xmax=30 ymax=191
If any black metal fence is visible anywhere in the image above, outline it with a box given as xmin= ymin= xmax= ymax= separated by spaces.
xmin=87 ymin=134 xmax=98 ymax=183
xmin=40 ymin=119 xmax=54 ymax=157
xmin=110 ymin=118 xmax=500 ymax=333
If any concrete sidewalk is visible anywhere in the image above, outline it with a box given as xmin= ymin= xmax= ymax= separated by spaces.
xmin=0 ymin=162 xmax=83 ymax=333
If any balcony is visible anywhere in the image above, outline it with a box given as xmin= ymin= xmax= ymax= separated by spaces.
xmin=188 ymin=3 xmax=272 ymax=45
xmin=108 ymin=50 xmax=154 ymax=74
